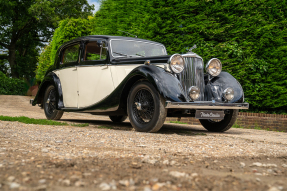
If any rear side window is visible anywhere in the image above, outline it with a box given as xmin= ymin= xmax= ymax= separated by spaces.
xmin=62 ymin=44 xmax=79 ymax=64
xmin=84 ymin=41 xmax=107 ymax=61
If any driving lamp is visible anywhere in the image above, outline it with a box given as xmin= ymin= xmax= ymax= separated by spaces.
xmin=224 ymin=87 xmax=234 ymax=101
xmin=189 ymin=86 xmax=200 ymax=100
xmin=206 ymin=58 xmax=222 ymax=77
xmin=168 ymin=54 xmax=185 ymax=74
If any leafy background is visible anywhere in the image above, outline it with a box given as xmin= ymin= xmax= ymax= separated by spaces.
xmin=23 ymin=0 xmax=287 ymax=113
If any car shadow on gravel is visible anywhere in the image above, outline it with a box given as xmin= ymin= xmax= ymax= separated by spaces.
xmin=59 ymin=118 xmax=244 ymax=136
xmin=58 ymin=119 xmax=225 ymax=136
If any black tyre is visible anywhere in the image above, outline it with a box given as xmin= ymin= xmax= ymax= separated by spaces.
xmin=127 ymin=81 xmax=167 ymax=133
xmin=43 ymin=85 xmax=64 ymax=120
xmin=109 ymin=115 xmax=127 ymax=123
xmin=199 ymin=109 xmax=238 ymax=132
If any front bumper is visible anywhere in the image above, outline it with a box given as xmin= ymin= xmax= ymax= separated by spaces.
xmin=165 ymin=101 xmax=249 ymax=110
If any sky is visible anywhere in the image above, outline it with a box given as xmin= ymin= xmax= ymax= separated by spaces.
xmin=87 ymin=0 xmax=101 ymax=13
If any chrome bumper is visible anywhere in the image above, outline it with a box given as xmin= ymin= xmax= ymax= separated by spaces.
xmin=165 ymin=101 xmax=249 ymax=110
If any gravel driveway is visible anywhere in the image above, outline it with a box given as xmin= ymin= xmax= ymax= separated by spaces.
xmin=0 ymin=95 xmax=286 ymax=191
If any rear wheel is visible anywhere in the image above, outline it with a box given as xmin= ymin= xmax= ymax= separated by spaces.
xmin=199 ymin=109 xmax=238 ymax=132
xmin=109 ymin=115 xmax=127 ymax=123
xmin=127 ymin=81 xmax=167 ymax=133
xmin=43 ymin=85 xmax=64 ymax=120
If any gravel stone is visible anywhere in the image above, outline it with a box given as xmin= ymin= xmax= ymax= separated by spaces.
xmin=10 ymin=182 xmax=20 ymax=189
xmin=251 ymin=162 xmax=262 ymax=167
xmin=240 ymin=162 xmax=246 ymax=168
xmin=41 ymin=148 xmax=49 ymax=153
xmin=62 ymin=179 xmax=71 ymax=186
xmin=99 ymin=182 xmax=111 ymax=190
xmin=268 ymin=187 xmax=280 ymax=191
xmin=38 ymin=179 xmax=46 ymax=184
xmin=169 ymin=171 xmax=187 ymax=178
xmin=7 ymin=176 xmax=15 ymax=182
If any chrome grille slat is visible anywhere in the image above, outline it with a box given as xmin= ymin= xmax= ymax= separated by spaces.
xmin=179 ymin=57 xmax=205 ymax=101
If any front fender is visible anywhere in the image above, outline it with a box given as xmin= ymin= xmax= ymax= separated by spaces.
xmin=32 ymin=72 xmax=64 ymax=109
xmin=128 ymin=65 xmax=187 ymax=102
xmin=205 ymin=72 xmax=244 ymax=103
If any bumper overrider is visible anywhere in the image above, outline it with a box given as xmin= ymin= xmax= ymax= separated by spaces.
xmin=165 ymin=101 xmax=249 ymax=110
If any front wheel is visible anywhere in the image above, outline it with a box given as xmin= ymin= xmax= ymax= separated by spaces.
xmin=199 ymin=109 xmax=238 ymax=132
xmin=43 ymin=85 xmax=64 ymax=120
xmin=127 ymin=81 xmax=167 ymax=133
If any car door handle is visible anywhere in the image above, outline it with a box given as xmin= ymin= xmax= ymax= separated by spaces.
xmin=100 ymin=64 xmax=109 ymax=69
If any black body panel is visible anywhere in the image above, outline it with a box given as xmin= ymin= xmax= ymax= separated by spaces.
xmin=32 ymin=73 xmax=64 ymax=109
xmin=204 ymin=72 xmax=244 ymax=103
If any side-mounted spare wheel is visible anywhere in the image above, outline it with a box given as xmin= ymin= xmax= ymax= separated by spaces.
xmin=127 ymin=81 xmax=167 ymax=133
xmin=199 ymin=109 xmax=238 ymax=132
xmin=43 ymin=85 xmax=64 ymax=120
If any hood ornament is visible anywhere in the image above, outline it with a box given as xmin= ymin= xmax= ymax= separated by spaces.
xmin=187 ymin=44 xmax=197 ymax=53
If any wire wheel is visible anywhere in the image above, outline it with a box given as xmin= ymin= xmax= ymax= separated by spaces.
xmin=43 ymin=85 xmax=64 ymax=120
xmin=46 ymin=88 xmax=57 ymax=115
xmin=132 ymin=89 xmax=155 ymax=124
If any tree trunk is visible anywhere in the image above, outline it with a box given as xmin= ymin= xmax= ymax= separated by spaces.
xmin=7 ymin=41 xmax=19 ymax=78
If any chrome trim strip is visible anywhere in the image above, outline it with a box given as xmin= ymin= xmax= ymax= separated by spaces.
xmin=165 ymin=101 xmax=249 ymax=109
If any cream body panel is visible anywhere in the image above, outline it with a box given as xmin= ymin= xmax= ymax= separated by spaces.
xmin=77 ymin=66 xmax=115 ymax=108
xmin=110 ymin=64 xmax=142 ymax=87
xmin=55 ymin=68 xmax=78 ymax=108
xmin=110 ymin=64 xmax=169 ymax=88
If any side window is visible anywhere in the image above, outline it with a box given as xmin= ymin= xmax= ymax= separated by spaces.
xmin=84 ymin=41 xmax=107 ymax=61
xmin=62 ymin=44 xmax=79 ymax=64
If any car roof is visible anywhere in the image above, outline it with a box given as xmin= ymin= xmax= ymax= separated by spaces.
xmin=58 ymin=35 xmax=165 ymax=50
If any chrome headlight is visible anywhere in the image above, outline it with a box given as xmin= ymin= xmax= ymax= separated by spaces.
xmin=224 ymin=87 xmax=234 ymax=101
xmin=206 ymin=58 xmax=222 ymax=77
xmin=189 ymin=86 xmax=200 ymax=101
xmin=168 ymin=54 xmax=185 ymax=74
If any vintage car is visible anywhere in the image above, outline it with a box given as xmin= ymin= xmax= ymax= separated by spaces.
xmin=31 ymin=35 xmax=249 ymax=132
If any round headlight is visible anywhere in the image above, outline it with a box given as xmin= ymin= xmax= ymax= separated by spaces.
xmin=206 ymin=58 xmax=222 ymax=77
xmin=224 ymin=87 xmax=234 ymax=101
xmin=168 ymin=54 xmax=185 ymax=74
xmin=189 ymin=86 xmax=200 ymax=101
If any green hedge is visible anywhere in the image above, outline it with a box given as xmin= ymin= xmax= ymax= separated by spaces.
xmin=92 ymin=0 xmax=287 ymax=113
xmin=0 ymin=72 xmax=26 ymax=95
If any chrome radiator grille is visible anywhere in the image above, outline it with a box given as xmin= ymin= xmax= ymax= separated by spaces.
xmin=179 ymin=56 xmax=205 ymax=101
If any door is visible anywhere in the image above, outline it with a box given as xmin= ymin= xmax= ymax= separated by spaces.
xmin=56 ymin=44 xmax=80 ymax=108
xmin=77 ymin=40 xmax=115 ymax=108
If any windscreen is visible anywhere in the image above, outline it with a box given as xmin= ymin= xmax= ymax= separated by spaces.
xmin=111 ymin=40 xmax=167 ymax=58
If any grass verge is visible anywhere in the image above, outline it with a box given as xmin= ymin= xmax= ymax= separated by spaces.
xmin=98 ymin=126 xmax=113 ymax=129
xmin=0 ymin=115 xmax=88 ymax=127
xmin=168 ymin=121 xmax=188 ymax=125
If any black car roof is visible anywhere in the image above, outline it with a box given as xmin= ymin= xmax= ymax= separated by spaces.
xmin=58 ymin=35 xmax=165 ymax=50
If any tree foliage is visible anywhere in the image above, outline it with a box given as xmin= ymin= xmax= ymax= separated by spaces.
xmin=36 ymin=18 xmax=92 ymax=82
xmin=0 ymin=71 xmax=26 ymax=95
xmin=0 ymin=0 xmax=94 ymax=79
xmin=92 ymin=0 xmax=287 ymax=112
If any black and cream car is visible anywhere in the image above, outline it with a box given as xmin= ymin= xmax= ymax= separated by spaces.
xmin=31 ymin=35 xmax=249 ymax=132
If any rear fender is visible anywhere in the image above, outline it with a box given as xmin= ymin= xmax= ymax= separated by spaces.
xmin=32 ymin=73 xmax=64 ymax=109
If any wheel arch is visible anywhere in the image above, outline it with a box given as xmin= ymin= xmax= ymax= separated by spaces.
xmin=32 ymin=73 xmax=64 ymax=109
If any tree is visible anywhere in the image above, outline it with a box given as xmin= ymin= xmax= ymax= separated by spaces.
xmin=36 ymin=18 xmax=92 ymax=82
xmin=0 ymin=0 xmax=94 ymax=78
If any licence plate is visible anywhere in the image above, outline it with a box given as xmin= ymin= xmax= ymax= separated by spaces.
xmin=195 ymin=110 xmax=224 ymax=119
